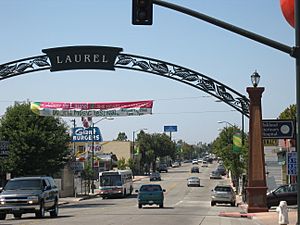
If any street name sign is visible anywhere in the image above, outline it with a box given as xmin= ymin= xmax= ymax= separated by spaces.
xmin=262 ymin=119 xmax=295 ymax=139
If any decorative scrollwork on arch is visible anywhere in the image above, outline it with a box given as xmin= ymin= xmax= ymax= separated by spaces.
xmin=115 ymin=53 xmax=249 ymax=117
xmin=0 ymin=50 xmax=249 ymax=117
xmin=0 ymin=55 xmax=50 ymax=80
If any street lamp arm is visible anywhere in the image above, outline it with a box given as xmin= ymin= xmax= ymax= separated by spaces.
xmin=153 ymin=0 xmax=293 ymax=56
xmin=93 ymin=117 xmax=114 ymax=125
xmin=218 ymin=120 xmax=235 ymax=127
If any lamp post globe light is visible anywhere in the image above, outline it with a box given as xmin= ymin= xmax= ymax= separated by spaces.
xmin=91 ymin=117 xmax=114 ymax=194
xmin=251 ymin=70 xmax=260 ymax=87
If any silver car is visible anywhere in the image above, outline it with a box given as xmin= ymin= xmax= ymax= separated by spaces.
xmin=211 ymin=184 xmax=236 ymax=206
xmin=187 ymin=177 xmax=200 ymax=187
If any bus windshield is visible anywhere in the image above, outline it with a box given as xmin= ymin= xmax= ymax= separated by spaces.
xmin=100 ymin=175 xmax=122 ymax=187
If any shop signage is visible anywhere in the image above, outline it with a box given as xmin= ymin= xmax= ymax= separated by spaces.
xmin=262 ymin=119 xmax=295 ymax=139
xmin=72 ymin=127 xmax=102 ymax=142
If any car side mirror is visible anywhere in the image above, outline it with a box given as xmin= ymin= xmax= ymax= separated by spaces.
xmin=135 ymin=190 xmax=139 ymax=193
xmin=163 ymin=189 xmax=166 ymax=192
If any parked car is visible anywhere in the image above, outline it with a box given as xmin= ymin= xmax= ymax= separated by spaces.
xmin=172 ymin=161 xmax=180 ymax=168
xmin=210 ymin=170 xmax=222 ymax=179
xmin=158 ymin=164 xmax=168 ymax=173
xmin=190 ymin=166 xmax=199 ymax=173
xmin=136 ymin=184 xmax=165 ymax=208
xmin=216 ymin=165 xmax=226 ymax=176
xmin=0 ymin=176 xmax=59 ymax=220
xmin=187 ymin=177 xmax=200 ymax=187
xmin=201 ymin=161 xmax=208 ymax=167
xmin=150 ymin=172 xmax=161 ymax=181
xmin=211 ymin=184 xmax=236 ymax=207
xmin=266 ymin=183 xmax=297 ymax=208
xmin=192 ymin=159 xmax=198 ymax=165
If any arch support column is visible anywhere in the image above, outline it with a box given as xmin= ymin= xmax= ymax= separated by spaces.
xmin=246 ymin=87 xmax=268 ymax=213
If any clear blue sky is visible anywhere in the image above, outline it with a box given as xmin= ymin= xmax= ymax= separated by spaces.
xmin=0 ymin=1 xmax=295 ymax=144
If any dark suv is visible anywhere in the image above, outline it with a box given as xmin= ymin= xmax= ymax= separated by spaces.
xmin=158 ymin=164 xmax=168 ymax=173
xmin=0 ymin=176 xmax=59 ymax=220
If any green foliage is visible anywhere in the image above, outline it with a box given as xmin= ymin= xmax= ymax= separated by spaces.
xmin=117 ymin=157 xmax=128 ymax=170
xmin=136 ymin=131 xmax=176 ymax=172
xmin=278 ymin=104 xmax=296 ymax=120
xmin=115 ymin=132 xmax=128 ymax=141
xmin=211 ymin=126 xmax=248 ymax=178
xmin=127 ymin=157 xmax=138 ymax=174
xmin=0 ymin=103 xmax=70 ymax=177
xmin=82 ymin=159 xmax=94 ymax=179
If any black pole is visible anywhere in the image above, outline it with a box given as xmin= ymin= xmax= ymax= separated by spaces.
xmin=91 ymin=122 xmax=95 ymax=194
xmin=295 ymin=0 xmax=300 ymax=223
xmin=151 ymin=0 xmax=299 ymax=217
xmin=153 ymin=0 xmax=293 ymax=57
xmin=242 ymin=114 xmax=245 ymax=146
xmin=71 ymin=119 xmax=76 ymax=197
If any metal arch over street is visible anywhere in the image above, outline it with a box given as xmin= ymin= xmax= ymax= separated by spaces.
xmin=0 ymin=46 xmax=249 ymax=117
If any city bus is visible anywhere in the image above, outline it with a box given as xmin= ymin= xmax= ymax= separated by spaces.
xmin=99 ymin=169 xmax=133 ymax=198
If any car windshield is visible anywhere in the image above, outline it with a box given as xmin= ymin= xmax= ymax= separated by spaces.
xmin=4 ymin=179 xmax=42 ymax=190
xmin=100 ymin=175 xmax=121 ymax=187
xmin=140 ymin=185 xmax=162 ymax=192
xmin=214 ymin=186 xmax=232 ymax=192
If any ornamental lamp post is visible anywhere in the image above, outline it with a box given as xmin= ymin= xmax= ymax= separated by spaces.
xmin=246 ymin=71 xmax=268 ymax=213
xmin=91 ymin=117 xmax=114 ymax=194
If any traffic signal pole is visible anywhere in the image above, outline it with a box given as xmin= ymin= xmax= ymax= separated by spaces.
xmin=148 ymin=0 xmax=299 ymax=220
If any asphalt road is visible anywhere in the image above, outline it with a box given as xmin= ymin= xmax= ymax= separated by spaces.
xmin=3 ymin=162 xmax=261 ymax=225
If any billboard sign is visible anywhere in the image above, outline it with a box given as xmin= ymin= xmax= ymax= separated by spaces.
xmin=164 ymin=125 xmax=177 ymax=132
xmin=72 ymin=127 xmax=102 ymax=142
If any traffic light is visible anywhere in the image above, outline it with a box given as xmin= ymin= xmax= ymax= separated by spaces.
xmin=132 ymin=0 xmax=153 ymax=25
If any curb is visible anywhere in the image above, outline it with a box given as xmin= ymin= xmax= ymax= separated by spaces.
xmin=219 ymin=211 xmax=255 ymax=219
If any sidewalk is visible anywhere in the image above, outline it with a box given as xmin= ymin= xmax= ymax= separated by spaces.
xmin=235 ymin=195 xmax=298 ymax=225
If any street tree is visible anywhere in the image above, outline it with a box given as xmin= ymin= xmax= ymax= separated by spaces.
xmin=0 ymin=103 xmax=70 ymax=177
xmin=136 ymin=131 xmax=176 ymax=173
xmin=211 ymin=126 xmax=248 ymax=188
xmin=115 ymin=132 xmax=128 ymax=141
xmin=278 ymin=104 xmax=296 ymax=120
